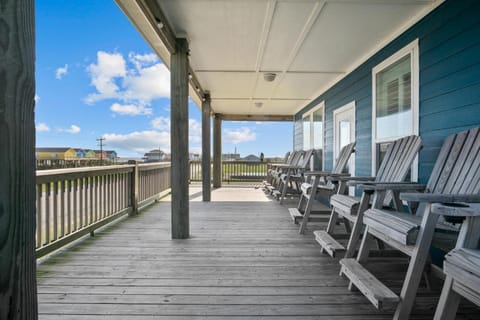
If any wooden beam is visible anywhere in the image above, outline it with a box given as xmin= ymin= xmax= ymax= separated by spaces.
xmin=171 ymin=38 xmax=190 ymax=239
xmin=0 ymin=0 xmax=38 ymax=318
xmin=202 ymin=94 xmax=211 ymax=201
xmin=134 ymin=0 xmax=207 ymax=100
xmin=213 ymin=115 xmax=222 ymax=188
xmin=217 ymin=114 xmax=293 ymax=122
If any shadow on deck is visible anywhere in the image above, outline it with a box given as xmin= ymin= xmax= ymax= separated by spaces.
xmin=37 ymin=185 xmax=478 ymax=319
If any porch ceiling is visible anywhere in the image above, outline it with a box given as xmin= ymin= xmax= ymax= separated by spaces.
xmin=116 ymin=0 xmax=441 ymax=118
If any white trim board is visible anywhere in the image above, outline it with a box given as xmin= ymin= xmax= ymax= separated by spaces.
xmin=371 ymin=39 xmax=419 ymax=181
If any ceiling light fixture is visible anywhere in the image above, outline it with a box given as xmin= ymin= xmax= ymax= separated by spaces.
xmin=263 ymin=72 xmax=276 ymax=82
xmin=157 ymin=21 xmax=164 ymax=29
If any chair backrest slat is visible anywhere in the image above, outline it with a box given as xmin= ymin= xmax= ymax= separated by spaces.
xmin=299 ymin=149 xmax=315 ymax=169
xmin=376 ymin=135 xmax=422 ymax=183
xmin=428 ymin=128 xmax=480 ymax=195
xmin=332 ymin=142 xmax=356 ymax=174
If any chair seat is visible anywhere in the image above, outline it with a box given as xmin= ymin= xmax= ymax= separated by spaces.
xmin=445 ymin=248 xmax=480 ymax=279
xmin=330 ymin=194 xmax=361 ymax=216
xmin=363 ymin=209 xmax=422 ymax=246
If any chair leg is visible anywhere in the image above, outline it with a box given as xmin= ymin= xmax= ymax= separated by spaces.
xmin=279 ymin=170 xmax=291 ymax=204
xmin=393 ymin=211 xmax=439 ymax=320
xmin=299 ymin=176 xmax=319 ymax=235
xmin=326 ymin=208 xmax=339 ymax=234
xmin=344 ymin=217 xmax=364 ymax=259
xmin=433 ymin=276 xmax=461 ymax=320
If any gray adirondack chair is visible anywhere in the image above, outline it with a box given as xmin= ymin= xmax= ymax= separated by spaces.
xmin=263 ymin=151 xmax=291 ymax=187
xmin=274 ymin=149 xmax=315 ymax=204
xmin=265 ymin=150 xmax=303 ymax=194
xmin=432 ymin=202 xmax=480 ymax=320
xmin=315 ymin=135 xmax=422 ymax=258
xmin=289 ymin=142 xmax=355 ymax=234
xmin=338 ymin=127 xmax=480 ymax=319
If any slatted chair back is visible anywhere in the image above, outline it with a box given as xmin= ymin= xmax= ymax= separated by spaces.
xmin=298 ymin=149 xmax=315 ymax=170
xmin=374 ymin=135 xmax=422 ymax=207
xmin=428 ymin=127 xmax=480 ymax=194
xmin=424 ymin=127 xmax=480 ymax=208
xmin=283 ymin=151 xmax=291 ymax=163
xmin=289 ymin=150 xmax=305 ymax=167
xmin=332 ymin=142 xmax=356 ymax=174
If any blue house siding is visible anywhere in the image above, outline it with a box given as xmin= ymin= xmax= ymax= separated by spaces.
xmin=294 ymin=0 xmax=480 ymax=183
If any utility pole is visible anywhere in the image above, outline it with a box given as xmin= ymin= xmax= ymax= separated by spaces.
xmin=97 ymin=137 xmax=106 ymax=165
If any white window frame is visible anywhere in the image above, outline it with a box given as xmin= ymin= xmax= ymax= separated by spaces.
xmin=371 ymin=39 xmax=419 ymax=181
xmin=302 ymin=101 xmax=325 ymax=170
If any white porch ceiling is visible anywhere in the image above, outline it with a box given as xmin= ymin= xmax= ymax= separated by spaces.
xmin=117 ymin=0 xmax=442 ymax=117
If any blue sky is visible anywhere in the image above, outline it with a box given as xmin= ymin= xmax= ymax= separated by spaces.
xmin=35 ymin=1 xmax=293 ymax=158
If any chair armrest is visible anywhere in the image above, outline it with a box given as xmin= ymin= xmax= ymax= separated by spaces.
xmin=357 ymin=183 xmax=426 ymax=191
xmin=431 ymin=202 xmax=480 ymax=217
xmin=400 ymin=193 xmax=480 ymax=203
xmin=328 ymin=176 xmax=375 ymax=183
xmin=275 ymin=164 xmax=302 ymax=170
xmin=304 ymin=171 xmax=350 ymax=177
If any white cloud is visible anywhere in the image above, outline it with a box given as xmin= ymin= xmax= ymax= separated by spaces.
xmin=85 ymin=51 xmax=127 ymax=104
xmin=36 ymin=123 xmax=50 ymax=132
xmin=110 ymin=103 xmax=152 ymax=116
xmin=151 ymin=116 xmax=170 ymax=131
xmin=189 ymin=119 xmax=202 ymax=143
xmin=59 ymin=125 xmax=81 ymax=134
xmin=85 ymin=51 xmax=169 ymax=106
xmin=55 ymin=64 xmax=69 ymax=79
xmin=34 ymin=94 xmax=40 ymax=104
xmin=103 ymin=117 xmax=203 ymax=155
xmin=224 ymin=127 xmax=256 ymax=144
xmin=128 ymin=52 xmax=159 ymax=70
xmin=103 ymin=130 xmax=170 ymax=154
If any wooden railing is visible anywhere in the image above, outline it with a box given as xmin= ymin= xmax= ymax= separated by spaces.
xmin=35 ymin=162 xmax=171 ymax=257
xmin=189 ymin=161 xmax=268 ymax=183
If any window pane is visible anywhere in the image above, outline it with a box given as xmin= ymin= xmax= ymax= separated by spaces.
xmin=313 ymin=109 xmax=323 ymax=150
xmin=339 ymin=120 xmax=350 ymax=149
xmin=376 ymin=54 xmax=412 ymax=139
xmin=303 ymin=116 xmax=310 ymax=150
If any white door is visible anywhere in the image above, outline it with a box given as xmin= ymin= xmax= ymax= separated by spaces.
xmin=333 ymin=101 xmax=355 ymax=195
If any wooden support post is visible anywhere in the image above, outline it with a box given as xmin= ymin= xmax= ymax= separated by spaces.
xmin=213 ymin=114 xmax=222 ymax=188
xmin=128 ymin=160 xmax=139 ymax=215
xmin=171 ymin=37 xmax=190 ymax=239
xmin=0 ymin=0 xmax=38 ymax=318
xmin=201 ymin=93 xmax=211 ymax=201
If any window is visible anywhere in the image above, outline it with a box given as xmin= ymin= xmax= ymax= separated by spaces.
xmin=302 ymin=102 xmax=324 ymax=170
xmin=372 ymin=40 xmax=419 ymax=180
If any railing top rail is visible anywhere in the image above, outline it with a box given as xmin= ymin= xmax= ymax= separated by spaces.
xmin=36 ymin=164 xmax=135 ymax=183
xmin=138 ymin=162 xmax=171 ymax=170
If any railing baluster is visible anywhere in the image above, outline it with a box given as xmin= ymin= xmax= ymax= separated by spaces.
xmin=45 ymin=183 xmax=51 ymax=245
xmin=52 ymin=181 xmax=58 ymax=241
xmin=36 ymin=185 xmax=42 ymax=248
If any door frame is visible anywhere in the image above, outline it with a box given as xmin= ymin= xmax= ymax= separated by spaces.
xmin=333 ymin=101 xmax=356 ymax=180
xmin=302 ymin=101 xmax=325 ymax=170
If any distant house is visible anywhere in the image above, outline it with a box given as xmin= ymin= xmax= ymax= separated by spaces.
xmin=144 ymin=149 xmax=165 ymax=162
xmin=36 ymin=147 xmax=77 ymax=160
xmin=94 ymin=150 xmax=107 ymax=159
xmin=243 ymin=154 xmax=260 ymax=162
xmin=75 ymin=148 xmax=87 ymax=158
xmin=222 ymin=153 xmax=240 ymax=161
xmin=85 ymin=150 xmax=96 ymax=158
xmin=106 ymin=150 xmax=118 ymax=160
xmin=189 ymin=153 xmax=200 ymax=161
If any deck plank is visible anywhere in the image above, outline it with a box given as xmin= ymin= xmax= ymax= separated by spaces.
xmin=37 ymin=186 xmax=479 ymax=319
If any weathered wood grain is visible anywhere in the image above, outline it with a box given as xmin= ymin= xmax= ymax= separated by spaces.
xmin=0 ymin=0 xmax=37 ymax=318
xmin=35 ymin=187 xmax=480 ymax=319
xmin=201 ymin=93 xmax=211 ymax=201
xmin=170 ymin=37 xmax=190 ymax=239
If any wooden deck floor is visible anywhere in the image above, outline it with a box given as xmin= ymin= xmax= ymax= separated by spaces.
xmin=37 ymin=185 xmax=479 ymax=319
